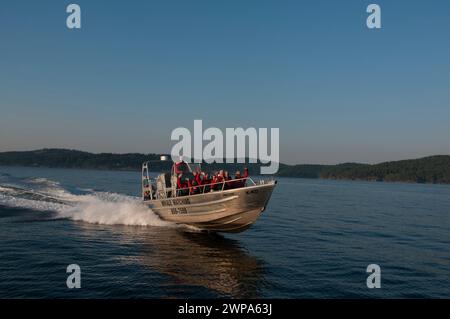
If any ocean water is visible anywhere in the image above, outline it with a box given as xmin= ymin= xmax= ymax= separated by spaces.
xmin=0 ymin=165 xmax=449 ymax=298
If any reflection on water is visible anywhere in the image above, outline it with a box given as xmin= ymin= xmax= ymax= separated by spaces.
xmin=72 ymin=221 xmax=266 ymax=298
xmin=136 ymin=228 xmax=265 ymax=298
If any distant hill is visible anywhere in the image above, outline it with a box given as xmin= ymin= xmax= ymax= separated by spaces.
xmin=0 ymin=149 xmax=171 ymax=171
xmin=1 ymin=149 xmax=450 ymax=184
xmin=0 ymin=149 xmax=316 ymax=178
xmin=319 ymin=156 xmax=450 ymax=184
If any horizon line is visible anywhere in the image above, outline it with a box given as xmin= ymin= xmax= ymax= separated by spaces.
xmin=1 ymin=148 xmax=449 ymax=167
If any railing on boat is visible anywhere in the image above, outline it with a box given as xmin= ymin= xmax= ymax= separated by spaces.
xmin=144 ymin=176 xmax=267 ymax=200
xmin=172 ymin=177 xmax=257 ymax=197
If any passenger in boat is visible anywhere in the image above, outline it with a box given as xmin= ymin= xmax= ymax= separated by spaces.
xmin=191 ymin=171 xmax=202 ymax=194
xmin=174 ymin=159 xmax=189 ymax=175
xmin=177 ymin=173 xmax=191 ymax=196
xmin=210 ymin=174 xmax=218 ymax=191
xmin=213 ymin=170 xmax=225 ymax=191
xmin=177 ymin=174 xmax=186 ymax=188
xmin=202 ymin=173 xmax=212 ymax=193
xmin=194 ymin=171 xmax=203 ymax=187
xmin=197 ymin=171 xmax=210 ymax=193
xmin=230 ymin=167 xmax=249 ymax=188
xmin=223 ymin=171 xmax=232 ymax=190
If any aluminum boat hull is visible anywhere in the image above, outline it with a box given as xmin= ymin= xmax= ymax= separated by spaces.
xmin=144 ymin=181 xmax=276 ymax=232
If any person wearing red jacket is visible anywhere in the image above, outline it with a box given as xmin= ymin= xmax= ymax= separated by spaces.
xmin=174 ymin=159 xmax=189 ymax=175
xmin=190 ymin=171 xmax=203 ymax=194
xmin=211 ymin=174 xmax=218 ymax=191
xmin=202 ymin=173 xmax=212 ymax=193
xmin=177 ymin=174 xmax=190 ymax=196
xmin=214 ymin=170 xmax=225 ymax=191
xmin=195 ymin=172 xmax=203 ymax=187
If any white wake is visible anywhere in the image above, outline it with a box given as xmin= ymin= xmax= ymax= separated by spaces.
xmin=0 ymin=178 xmax=172 ymax=227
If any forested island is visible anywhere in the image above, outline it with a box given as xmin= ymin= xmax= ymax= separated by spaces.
xmin=1 ymin=149 xmax=449 ymax=184
xmin=277 ymin=156 xmax=450 ymax=184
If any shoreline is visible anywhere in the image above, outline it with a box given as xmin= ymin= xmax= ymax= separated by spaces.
xmin=2 ymin=164 xmax=450 ymax=186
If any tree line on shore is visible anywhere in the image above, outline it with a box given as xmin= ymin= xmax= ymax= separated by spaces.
xmin=1 ymin=149 xmax=449 ymax=184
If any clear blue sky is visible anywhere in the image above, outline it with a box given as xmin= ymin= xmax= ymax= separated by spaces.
xmin=1 ymin=0 xmax=449 ymax=164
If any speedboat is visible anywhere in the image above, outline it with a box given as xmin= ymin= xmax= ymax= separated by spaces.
xmin=141 ymin=161 xmax=277 ymax=233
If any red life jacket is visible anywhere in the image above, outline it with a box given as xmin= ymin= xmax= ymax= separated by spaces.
xmin=175 ymin=161 xmax=188 ymax=174
xmin=195 ymin=173 xmax=202 ymax=186
xmin=177 ymin=175 xmax=188 ymax=189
